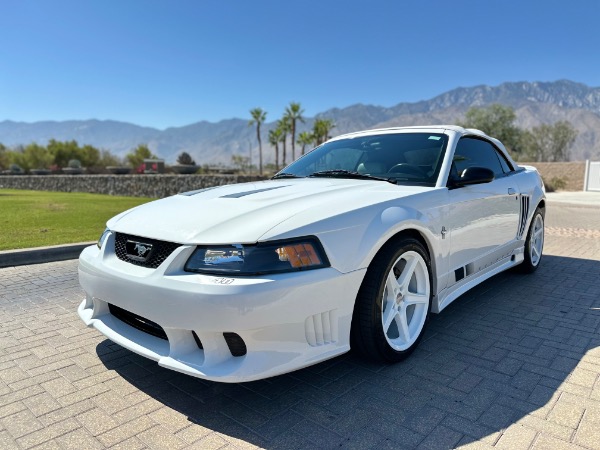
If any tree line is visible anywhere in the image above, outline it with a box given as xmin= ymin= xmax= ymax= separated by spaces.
xmin=459 ymin=104 xmax=578 ymax=162
xmin=248 ymin=102 xmax=335 ymax=174
xmin=0 ymin=140 xmax=168 ymax=174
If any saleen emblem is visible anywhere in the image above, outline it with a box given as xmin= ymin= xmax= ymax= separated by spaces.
xmin=125 ymin=240 xmax=153 ymax=262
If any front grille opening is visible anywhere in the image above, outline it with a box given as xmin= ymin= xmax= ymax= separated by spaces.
xmin=223 ymin=332 xmax=247 ymax=357
xmin=108 ymin=304 xmax=168 ymax=340
xmin=114 ymin=233 xmax=181 ymax=269
xmin=192 ymin=331 xmax=204 ymax=349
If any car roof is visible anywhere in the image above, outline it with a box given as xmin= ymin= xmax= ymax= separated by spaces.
xmin=330 ymin=125 xmax=489 ymax=141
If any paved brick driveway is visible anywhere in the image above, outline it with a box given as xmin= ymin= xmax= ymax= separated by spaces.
xmin=1 ymin=199 xmax=599 ymax=449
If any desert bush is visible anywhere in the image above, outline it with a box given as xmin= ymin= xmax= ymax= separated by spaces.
xmin=68 ymin=159 xmax=82 ymax=169
xmin=176 ymin=152 xmax=196 ymax=166
xmin=543 ymin=176 xmax=567 ymax=192
xmin=8 ymin=163 xmax=23 ymax=174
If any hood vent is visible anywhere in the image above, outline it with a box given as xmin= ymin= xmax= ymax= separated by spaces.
xmin=220 ymin=185 xmax=287 ymax=198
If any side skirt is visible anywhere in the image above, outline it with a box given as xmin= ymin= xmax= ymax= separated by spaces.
xmin=433 ymin=245 xmax=525 ymax=314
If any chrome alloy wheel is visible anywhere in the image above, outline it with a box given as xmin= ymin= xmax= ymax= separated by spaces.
xmin=381 ymin=251 xmax=430 ymax=351
xmin=529 ymin=214 xmax=544 ymax=266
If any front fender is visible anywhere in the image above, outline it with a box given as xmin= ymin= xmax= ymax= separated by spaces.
xmin=264 ymin=203 xmax=444 ymax=297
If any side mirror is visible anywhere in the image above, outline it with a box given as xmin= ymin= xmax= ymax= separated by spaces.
xmin=450 ymin=167 xmax=495 ymax=188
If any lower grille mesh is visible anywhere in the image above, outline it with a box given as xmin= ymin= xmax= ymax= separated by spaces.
xmin=108 ymin=304 xmax=168 ymax=340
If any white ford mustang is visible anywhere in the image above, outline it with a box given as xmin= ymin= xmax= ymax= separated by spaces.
xmin=78 ymin=126 xmax=545 ymax=382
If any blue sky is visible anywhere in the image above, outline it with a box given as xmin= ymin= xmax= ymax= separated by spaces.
xmin=1 ymin=0 xmax=598 ymax=129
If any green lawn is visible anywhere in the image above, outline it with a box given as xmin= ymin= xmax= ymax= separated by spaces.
xmin=0 ymin=189 xmax=155 ymax=251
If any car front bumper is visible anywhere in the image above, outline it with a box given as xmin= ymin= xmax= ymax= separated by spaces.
xmin=78 ymin=236 xmax=365 ymax=382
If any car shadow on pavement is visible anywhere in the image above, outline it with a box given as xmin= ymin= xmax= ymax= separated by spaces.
xmin=96 ymin=254 xmax=600 ymax=448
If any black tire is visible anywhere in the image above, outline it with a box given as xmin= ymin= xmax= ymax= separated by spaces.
xmin=517 ymin=207 xmax=545 ymax=274
xmin=351 ymin=237 xmax=432 ymax=362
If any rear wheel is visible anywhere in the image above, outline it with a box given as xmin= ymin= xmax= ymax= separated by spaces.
xmin=517 ymin=207 xmax=544 ymax=273
xmin=351 ymin=237 xmax=432 ymax=362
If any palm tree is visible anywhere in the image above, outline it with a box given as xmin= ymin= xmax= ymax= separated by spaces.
xmin=277 ymin=117 xmax=291 ymax=167
xmin=268 ymin=128 xmax=283 ymax=170
xmin=248 ymin=108 xmax=267 ymax=175
xmin=284 ymin=102 xmax=305 ymax=161
xmin=297 ymin=131 xmax=314 ymax=156
xmin=313 ymin=118 xmax=336 ymax=146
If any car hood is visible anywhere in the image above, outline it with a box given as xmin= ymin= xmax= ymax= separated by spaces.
xmin=107 ymin=178 xmax=430 ymax=244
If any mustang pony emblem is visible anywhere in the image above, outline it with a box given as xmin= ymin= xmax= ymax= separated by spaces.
xmin=125 ymin=240 xmax=153 ymax=262
xmin=134 ymin=243 xmax=151 ymax=257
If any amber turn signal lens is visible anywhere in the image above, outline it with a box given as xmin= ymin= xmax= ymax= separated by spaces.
xmin=277 ymin=243 xmax=322 ymax=268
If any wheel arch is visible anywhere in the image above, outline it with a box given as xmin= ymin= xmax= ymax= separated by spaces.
xmin=537 ymin=199 xmax=546 ymax=212
xmin=361 ymin=226 xmax=439 ymax=302
xmin=349 ymin=226 xmax=436 ymax=360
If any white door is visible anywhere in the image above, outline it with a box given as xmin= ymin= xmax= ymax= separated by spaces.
xmin=444 ymin=137 xmax=520 ymax=277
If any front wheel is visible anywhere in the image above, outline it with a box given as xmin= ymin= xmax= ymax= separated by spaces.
xmin=351 ymin=237 xmax=432 ymax=362
xmin=517 ymin=207 xmax=545 ymax=273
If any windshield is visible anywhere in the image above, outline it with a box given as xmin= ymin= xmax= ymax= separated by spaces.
xmin=277 ymin=132 xmax=449 ymax=186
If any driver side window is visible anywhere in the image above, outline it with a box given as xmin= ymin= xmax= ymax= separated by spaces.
xmin=452 ymin=137 xmax=506 ymax=178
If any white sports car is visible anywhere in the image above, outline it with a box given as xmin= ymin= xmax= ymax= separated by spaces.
xmin=78 ymin=126 xmax=545 ymax=382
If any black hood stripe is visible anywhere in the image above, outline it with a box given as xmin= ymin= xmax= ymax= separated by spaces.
xmin=220 ymin=186 xmax=288 ymax=199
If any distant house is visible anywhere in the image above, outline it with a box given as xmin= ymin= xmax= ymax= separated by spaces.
xmin=143 ymin=159 xmax=165 ymax=174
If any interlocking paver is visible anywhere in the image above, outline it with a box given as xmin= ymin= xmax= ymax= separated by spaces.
xmin=495 ymin=424 xmax=537 ymax=449
xmin=532 ymin=433 xmax=588 ymax=450
xmin=0 ymin=409 xmax=44 ymax=439
xmin=16 ymin=417 xmax=79 ymax=448
xmin=77 ymin=407 xmax=119 ymax=436
xmin=547 ymin=399 xmax=585 ymax=429
xmin=106 ymin=436 xmax=147 ymax=450
xmin=55 ymin=428 xmax=103 ymax=449
xmin=574 ymin=411 xmax=600 ymax=448
xmin=175 ymin=423 xmax=212 ymax=444
xmin=0 ymin=400 xmax=27 ymax=419
xmin=0 ymin=430 xmax=19 ymax=449
xmin=23 ymin=392 xmax=62 ymax=417
xmin=138 ymin=424 xmax=189 ymax=449
xmin=96 ymin=416 xmax=156 ymax=447
xmin=417 ymin=424 xmax=463 ymax=449
xmin=0 ymin=199 xmax=599 ymax=449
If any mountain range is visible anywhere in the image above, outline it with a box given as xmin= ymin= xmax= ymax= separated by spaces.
xmin=1 ymin=79 xmax=600 ymax=164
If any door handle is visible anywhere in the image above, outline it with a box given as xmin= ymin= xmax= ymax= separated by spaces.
xmin=508 ymin=188 xmax=516 ymax=195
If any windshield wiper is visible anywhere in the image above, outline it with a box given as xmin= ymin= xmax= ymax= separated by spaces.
xmin=271 ymin=172 xmax=303 ymax=179
xmin=308 ymin=170 xmax=396 ymax=184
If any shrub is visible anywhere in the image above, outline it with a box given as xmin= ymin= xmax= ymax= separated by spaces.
xmin=543 ymin=176 xmax=567 ymax=192
xmin=9 ymin=163 xmax=23 ymax=174
xmin=176 ymin=152 xmax=196 ymax=166
xmin=68 ymin=159 xmax=82 ymax=169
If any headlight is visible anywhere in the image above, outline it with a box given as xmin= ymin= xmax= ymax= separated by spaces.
xmin=97 ymin=228 xmax=110 ymax=249
xmin=184 ymin=237 xmax=330 ymax=275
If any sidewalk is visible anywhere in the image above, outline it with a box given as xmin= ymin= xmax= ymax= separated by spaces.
xmin=546 ymin=190 xmax=600 ymax=206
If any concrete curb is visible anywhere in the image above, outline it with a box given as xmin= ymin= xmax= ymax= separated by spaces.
xmin=0 ymin=242 xmax=95 ymax=268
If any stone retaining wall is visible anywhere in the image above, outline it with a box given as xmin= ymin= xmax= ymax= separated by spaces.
xmin=0 ymin=163 xmax=588 ymax=197
xmin=0 ymin=174 xmax=267 ymax=198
